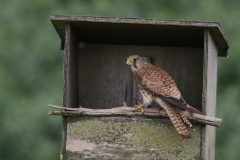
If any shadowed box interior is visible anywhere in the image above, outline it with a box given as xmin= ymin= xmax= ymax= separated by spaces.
xmin=78 ymin=44 xmax=203 ymax=111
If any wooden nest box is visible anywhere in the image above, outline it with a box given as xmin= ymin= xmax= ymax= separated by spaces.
xmin=49 ymin=15 xmax=229 ymax=160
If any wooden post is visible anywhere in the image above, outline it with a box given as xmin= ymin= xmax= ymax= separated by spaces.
xmin=202 ymin=29 xmax=218 ymax=160
xmin=61 ymin=23 xmax=79 ymax=159
xmin=63 ymin=23 xmax=79 ymax=108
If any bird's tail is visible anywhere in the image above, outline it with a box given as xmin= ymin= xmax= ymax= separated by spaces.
xmin=165 ymin=105 xmax=191 ymax=139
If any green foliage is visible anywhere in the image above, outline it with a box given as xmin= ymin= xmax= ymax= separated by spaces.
xmin=0 ymin=0 xmax=239 ymax=159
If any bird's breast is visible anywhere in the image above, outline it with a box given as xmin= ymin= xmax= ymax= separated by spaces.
xmin=138 ymin=85 xmax=153 ymax=105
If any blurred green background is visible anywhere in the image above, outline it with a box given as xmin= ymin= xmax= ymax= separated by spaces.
xmin=0 ymin=0 xmax=239 ymax=159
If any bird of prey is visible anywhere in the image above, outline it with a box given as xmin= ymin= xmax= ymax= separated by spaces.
xmin=126 ymin=55 xmax=203 ymax=139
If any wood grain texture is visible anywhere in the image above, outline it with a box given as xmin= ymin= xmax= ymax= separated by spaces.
xmin=202 ymin=29 xmax=218 ymax=160
xmin=63 ymin=25 xmax=68 ymax=108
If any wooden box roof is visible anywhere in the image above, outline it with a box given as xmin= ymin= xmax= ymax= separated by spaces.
xmin=50 ymin=15 xmax=229 ymax=57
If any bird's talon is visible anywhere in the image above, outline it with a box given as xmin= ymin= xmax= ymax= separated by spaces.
xmin=134 ymin=103 xmax=145 ymax=113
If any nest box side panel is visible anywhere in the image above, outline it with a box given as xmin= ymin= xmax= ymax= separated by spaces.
xmin=63 ymin=24 xmax=79 ymax=108
xmin=61 ymin=23 xmax=79 ymax=160
xmin=202 ymin=30 xmax=218 ymax=160
xmin=78 ymin=44 xmax=203 ymax=110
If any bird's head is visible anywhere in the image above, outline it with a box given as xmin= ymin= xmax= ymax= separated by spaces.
xmin=126 ymin=55 xmax=147 ymax=71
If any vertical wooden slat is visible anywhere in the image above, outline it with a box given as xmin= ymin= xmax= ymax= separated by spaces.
xmin=61 ymin=24 xmax=69 ymax=160
xmin=63 ymin=23 xmax=79 ymax=108
xmin=60 ymin=117 xmax=67 ymax=160
xmin=202 ymin=29 xmax=218 ymax=160
xmin=61 ymin=23 xmax=79 ymax=160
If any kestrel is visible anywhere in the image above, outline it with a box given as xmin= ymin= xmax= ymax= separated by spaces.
xmin=126 ymin=55 xmax=203 ymax=139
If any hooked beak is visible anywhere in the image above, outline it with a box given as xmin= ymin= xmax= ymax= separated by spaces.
xmin=126 ymin=60 xmax=130 ymax=66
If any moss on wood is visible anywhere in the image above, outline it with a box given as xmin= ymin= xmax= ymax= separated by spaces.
xmin=66 ymin=117 xmax=202 ymax=159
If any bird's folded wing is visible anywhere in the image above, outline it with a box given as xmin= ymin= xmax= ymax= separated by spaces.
xmin=136 ymin=64 xmax=203 ymax=115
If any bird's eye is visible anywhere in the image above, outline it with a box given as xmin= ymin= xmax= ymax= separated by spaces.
xmin=132 ymin=58 xmax=137 ymax=62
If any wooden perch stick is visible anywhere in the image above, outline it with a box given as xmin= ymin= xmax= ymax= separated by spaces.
xmin=48 ymin=104 xmax=222 ymax=127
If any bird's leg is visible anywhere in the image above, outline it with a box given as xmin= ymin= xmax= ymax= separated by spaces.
xmin=134 ymin=103 xmax=145 ymax=114
xmin=177 ymin=109 xmax=195 ymax=130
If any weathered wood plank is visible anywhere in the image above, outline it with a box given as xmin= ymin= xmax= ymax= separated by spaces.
xmin=51 ymin=14 xmax=223 ymax=27
xmin=64 ymin=23 xmax=79 ymax=108
xmin=60 ymin=117 xmax=67 ymax=160
xmin=66 ymin=117 xmax=202 ymax=159
xmin=61 ymin=23 xmax=79 ymax=160
xmin=202 ymin=29 xmax=218 ymax=160
xmin=48 ymin=105 xmax=222 ymax=127
xmin=50 ymin=15 xmax=229 ymax=55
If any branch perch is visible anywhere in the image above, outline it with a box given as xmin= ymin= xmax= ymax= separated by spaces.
xmin=48 ymin=104 xmax=222 ymax=127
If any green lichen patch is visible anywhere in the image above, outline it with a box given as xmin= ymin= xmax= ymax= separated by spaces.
xmin=66 ymin=117 xmax=202 ymax=159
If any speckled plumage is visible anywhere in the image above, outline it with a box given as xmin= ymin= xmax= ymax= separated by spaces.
xmin=126 ymin=55 xmax=203 ymax=139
